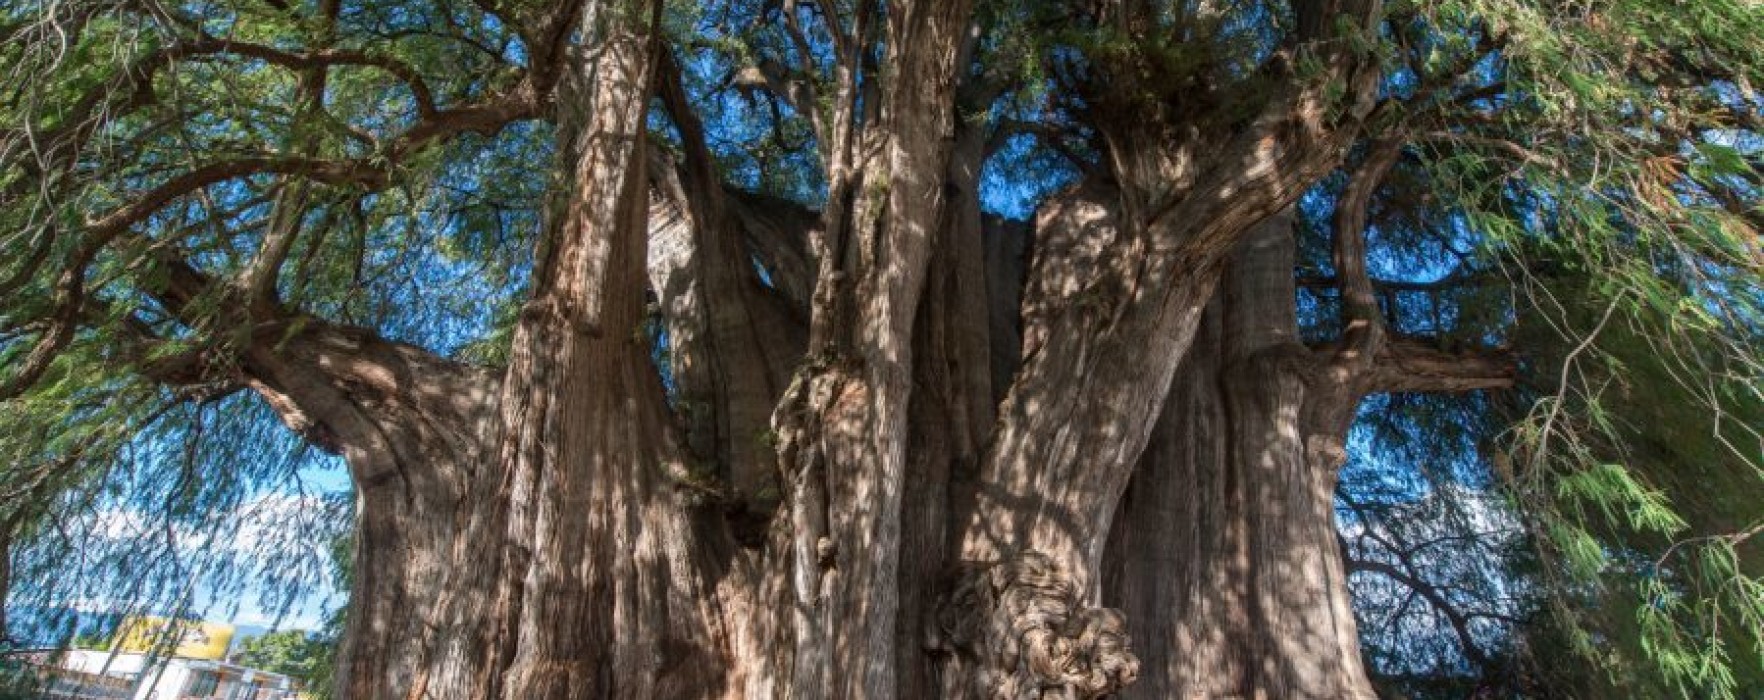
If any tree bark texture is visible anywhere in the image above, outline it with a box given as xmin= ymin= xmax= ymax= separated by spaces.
xmin=189 ymin=2 xmax=1518 ymax=698
xmin=946 ymin=11 xmax=1391 ymax=679
xmin=252 ymin=4 xmax=747 ymax=698
xmin=1102 ymin=215 xmax=1376 ymax=700
xmin=762 ymin=2 xmax=980 ymax=697
xmin=480 ymin=5 xmax=748 ymax=697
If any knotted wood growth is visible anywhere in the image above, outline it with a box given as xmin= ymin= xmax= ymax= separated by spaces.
xmin=934 ymin=552 xmax=1139 ymax=699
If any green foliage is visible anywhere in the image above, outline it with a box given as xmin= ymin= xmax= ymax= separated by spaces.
xmin=1495 ymin=281 xmax=1764 ymax=698
xmin=2 ymin=0 xmax=504 ymax=650
xmin=0 ymin=658 xmax=43 ymax=700
xmin=233 ymin=630 xmax=337 ymax=698
xmin=1364 ymin=0 xmax=1764 ymax=694
xmin=4 ymin=0 xmax=1764 ymax=696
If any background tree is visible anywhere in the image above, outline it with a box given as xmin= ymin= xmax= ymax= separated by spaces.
xmin=2 ymin=0 xmax=1760 ymax=699
xmin=234 ymin=629 xmax=337 ymax=698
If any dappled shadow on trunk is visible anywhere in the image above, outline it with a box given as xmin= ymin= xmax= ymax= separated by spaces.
xmin=933 ymin=552 xmax=1139 ymax=699
xmin=1102 ymin=215 xmax=1377 ymax=700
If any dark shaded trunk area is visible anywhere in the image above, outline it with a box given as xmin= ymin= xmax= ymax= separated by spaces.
xmin=1104 ymin=214 xmax=1374 ymax=700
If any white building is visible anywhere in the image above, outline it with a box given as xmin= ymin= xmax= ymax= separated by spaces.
xmin=45 ymin=649 xmax=299 ymax=700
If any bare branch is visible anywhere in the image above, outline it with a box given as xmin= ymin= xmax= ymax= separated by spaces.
xmin=1343 ymin=547 xmax=1494 ymax=669
xmin=174 ymin=38 xmax=439 ymax=117
xmin=1420 ymin=131 xmax=1563 ymax=172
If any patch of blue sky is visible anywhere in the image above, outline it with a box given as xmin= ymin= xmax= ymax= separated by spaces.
xmin=1295 ymin=174 xmax=1496 ymax=343
xmin=979 ymin=130 xmax=1077 ymax=220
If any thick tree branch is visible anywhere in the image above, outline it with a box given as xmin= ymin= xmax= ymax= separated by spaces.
xmin=84 ymin=157 xmax=385 ymax=240
xmin=383 ymin=83 xmax=545 ymax=159
xmin=0 ymin=229 xmax=53 ymax=300
xmin=171 ymin=38 xmax=439 ymax=117
xmin=1347 ymin=337 xmax=1517 ymax=394
xmin=5 ymin=28 xmax=542 ymax=215
xmin=1331 ymin=137 xmax=1404 ymax=371
xmin=0 ymin=58 xmax=544 ymax=400
xmin=243 ymin=25 xmax=338 ymax=310
xmin=773 ymin=1 xmax=832 ymax=149
xmin=0 ymin=268 xmax=82 ymax=402
xmin=1419 ymin=131 xmax=1562 ymax=172
xmin=731 ymin=59 xmax=816 ymax=123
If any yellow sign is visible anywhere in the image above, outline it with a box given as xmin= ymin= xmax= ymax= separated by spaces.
xmin=114 ymin=616 xmax=234 ymax=660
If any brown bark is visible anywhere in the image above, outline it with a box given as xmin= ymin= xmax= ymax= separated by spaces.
xmin=937 ymin=146 xmax=1365 ymax=697
xmin=767 ymin=2 xmax=977 ymax=697
xmin=237 ymin=323 xmax=501 ymax=700
xmin=1102 ymin=154 xmax=1513 ymax=699
xmin=233 ymin=4 xmax=744 ymax=699
xmin=650 ymin=51 xmax=805 ymax=522
xmin=1102 ymin=292 xmax=1245 ymax=700
xmin=937 ymin=3 xmax=1394 ymax=686
xmin=237 ymin=2 xmax=989 ymax=697
xmin=956 ymin=127 xmax=1372 ymax=593
xmin=1099 ymin=214 xmax=1374 ymax=700
xmin=487 ymin=4 xmax=735 ymax=697
xmin=947 ymin=51 xmax=1381 ymax=688
xmin=1223 ymin=217 xmax=1374 ymax=699
xmin=78 ymin=4 xmax=1543 ymax=698
xmin=895 ymin=102 xmax=999 ymax=698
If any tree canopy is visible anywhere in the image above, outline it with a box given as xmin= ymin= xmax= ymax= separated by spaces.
xmin=235 ymin=629 xmax=339 ymax=697
xmin=2 ymin=0 xmax=1761 ymax=698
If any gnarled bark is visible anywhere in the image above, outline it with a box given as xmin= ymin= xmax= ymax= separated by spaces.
xmin=934 ymin=552 xmax=1139 ymax=700
xmin=768 ymin=2 xmax=978 ymax=697
xmin=1103 ymin=188 xmax=1512 ymax=698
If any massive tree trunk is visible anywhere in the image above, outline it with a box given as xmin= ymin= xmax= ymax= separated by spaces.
xmin=183 ymin=1 xmax=1517 ymax=698
xmin=250 ymin=4 xmax=741 ymax=698
xmin=471 ymin=4 xmax=741 ymax=696
xmin=894 ymin=87 xmax=1002 ymax=699
xmin=764 ymin=2 xmax=979 ymax=697
xmin=1103 ymin=215 xmax=1375 ymax=700
xmin=3 ymin=0 xmax=1555 ymax=697
xmin=941 ymin=13 xmax=1389 ymax=694
xmin=240 ymin=326 xmax=502 ymax=700
xmin=1100 ymin=142 xmax=1513 ymax=698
